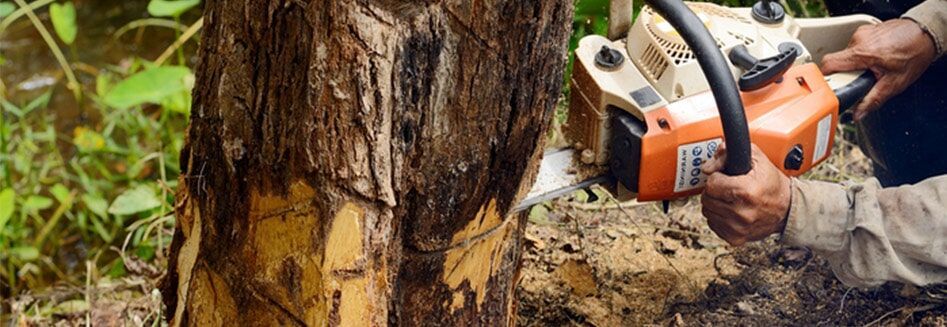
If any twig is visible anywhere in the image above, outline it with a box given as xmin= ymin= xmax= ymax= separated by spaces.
xmin=10 ymin=0 xmax=80 ymax=99
xmin=863 ymin=306 xmax=907 ymax=327
xmin=0 ymin=0 xmax=54 ymax=33
xmin=113 ymin=18 xmax=190 ymax=41
xmin=839 ymin=287 xmax=853 ymax=313
xmin=566 ymin=197 xmax=648 ymax=211
xmin=154 ymin=17 xmax=203 ymax=66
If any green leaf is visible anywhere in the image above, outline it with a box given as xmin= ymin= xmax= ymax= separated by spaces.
xmin=528 ymin=204 xmax=550 ymax=225
xmin=72 ymin=126 xmax=106 ymax=152
xmin=574 ymin=0 xmax=609 ymax=18
xmin=81 ymin=193 xmax=108 ymax=218
xmin=160 ymin=88 xmax=192 ymax=115
xmin=10 ymin=246 xmax=40 ymax=261
xmin=49 ymin=2 xmax=77 ymax=45
xmin=107 ymin=258 xmax=127 ymax=278
xmin=103 ymin=66 xmax=193 ymax=110
xmin=0 ymin=2 xmax=14 ymax=18
xmin=147 ymin=0 xmax=200 ymax=17
xmin=23 ymin=195 xmax=53 ymax=212
xmin=108 ymin=185 xmax=161 ymax=216
xmin=0 ymin=188 xmax=14 ymax=230
xmin=136 ymin=244 xmax=156 ymax=261
xmin=50 ymin=183 xmax=70 ymax=203
xmin=21 ymin=91 xmax=52 ymax=116
xmin=51 ymin=300 xmax=89 ymax=315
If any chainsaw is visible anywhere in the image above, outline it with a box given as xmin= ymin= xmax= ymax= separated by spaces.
xmin=514 ymin=0 xmax=879 ymax=212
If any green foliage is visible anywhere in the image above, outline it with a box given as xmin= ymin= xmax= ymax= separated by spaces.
xmin=48 ymin=1 xmax=76 ymax=44
xmin=0 ymin=0 xmax=199 ymax=295
xmin=0 ymin=188 xmax=13 ymax=230
xmin=147 ymin=0 xmax=200 ymax=18
xmin=0 ymin=1 xmax=14 ymax=18
xmin=108 ymin=185 xmax=162 ymax=216
xmin=103 ymin=66 xmax=194 ymax=110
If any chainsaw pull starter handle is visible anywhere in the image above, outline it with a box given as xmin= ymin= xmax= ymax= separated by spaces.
xmin=728 ymin=44 xmax=799 ymax=91
xmin=645 ymin=0 xmax=753 ymax=176
xmin=834 ymin=71 xmax=877 ymax=113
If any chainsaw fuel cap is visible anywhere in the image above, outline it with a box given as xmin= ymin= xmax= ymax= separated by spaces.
xmin=594 ymin=45 xmax=625 ymax=70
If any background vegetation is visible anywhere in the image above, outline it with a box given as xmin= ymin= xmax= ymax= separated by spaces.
xmin=1 ymin=0 xmax=201 ymax=299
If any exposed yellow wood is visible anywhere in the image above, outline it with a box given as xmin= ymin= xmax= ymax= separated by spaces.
xmin=322 ymin=202 xmax=372 ymax=326
xmin=187 ymin=266 xmax=238 ymax=326
xmin=443 ymin=199 xmax=513 ymax=312
xmin=448 ymin=199 xmax=502 ymax=246
xmin=249 ymin=181 xmax=316 ymax=216
xmin=171 ymin=198 xmax=202 ymax=327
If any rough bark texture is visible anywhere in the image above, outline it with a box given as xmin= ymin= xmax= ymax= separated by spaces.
xmin=161 ymin=0 xmax=571 ymax=325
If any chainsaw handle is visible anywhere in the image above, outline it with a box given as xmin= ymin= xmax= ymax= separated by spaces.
xmin=645 ymin=0 xmax=753 ymax=176
xmin=833 ymin=71 xmax=877 ymax=113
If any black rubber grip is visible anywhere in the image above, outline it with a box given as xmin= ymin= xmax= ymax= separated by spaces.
xmin=834 ymin=71 xmax=877 ymax=113
xmin=645 ymin=0 xmax=752 ymax=176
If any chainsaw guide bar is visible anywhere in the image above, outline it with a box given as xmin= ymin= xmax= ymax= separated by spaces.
xmin=512 ymin=149 xmax=608 ymax=213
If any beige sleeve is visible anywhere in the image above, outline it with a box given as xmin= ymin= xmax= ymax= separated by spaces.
xmin=781 ymin=175 xmax=947 ymax=287
xmin=903 ymin=0 xmax=947 ymax=58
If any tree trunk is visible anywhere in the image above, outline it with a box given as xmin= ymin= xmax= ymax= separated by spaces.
xmin=160 ymin=0 xmax=571 ymax=325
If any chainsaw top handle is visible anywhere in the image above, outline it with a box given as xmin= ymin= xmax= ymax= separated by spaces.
xmin=835 ymin=71 xmax=877 ymax=112
xmin=644 ymin=0 xmax=753 ymax=176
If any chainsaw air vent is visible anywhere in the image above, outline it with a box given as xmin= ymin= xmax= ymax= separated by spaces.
xmin=627 ymin=2 xmax=782 ymax=101
xmin=642 ymin=19 xmax=722 ymax=67
xmin=727 ymin=31 xmax=756 ymax=46
xmin=639 ymin=44 xmax=669 ymax=80
xmin=688 ymin=2 xmax=753 ymax=24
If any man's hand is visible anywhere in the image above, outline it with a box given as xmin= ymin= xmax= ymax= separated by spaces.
xmin=700 ymin=144 xmax=791 ymax=246
xmin=822 ymin=19 xmax=937 ymax=121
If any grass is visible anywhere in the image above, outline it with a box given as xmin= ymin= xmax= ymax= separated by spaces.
xmin=0 ymin=0 xmax=200 ymax=301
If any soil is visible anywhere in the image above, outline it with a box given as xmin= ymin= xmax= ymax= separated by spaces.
xmin=515 ymin=190 xmax=947 ymax=326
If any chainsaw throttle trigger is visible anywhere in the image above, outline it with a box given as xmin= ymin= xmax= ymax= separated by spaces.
xmin=729 ymin=44 xmax=799 ymax=91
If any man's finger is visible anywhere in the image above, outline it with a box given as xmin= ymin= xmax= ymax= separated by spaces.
xmin=821 ymin=48 xmax=867 ymax=75
xmin=705 ymin=212 xmax=741 ymax=244
xmin=701 ymin=146 xmax=728 ymax=175
xmin=853 ymin=76 xmax=894 ymax=121
xmin=704 ymin=172 xmax=752 ymax=202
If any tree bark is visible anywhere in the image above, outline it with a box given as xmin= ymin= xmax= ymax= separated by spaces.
xmin=160 ymin=0 xmax=571 ymax=325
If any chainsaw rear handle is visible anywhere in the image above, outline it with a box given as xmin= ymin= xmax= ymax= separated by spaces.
xmin=834 ymin=71 xmax=877 ymax=112
xmin=644 ymin=0 xmax=753 ymax=176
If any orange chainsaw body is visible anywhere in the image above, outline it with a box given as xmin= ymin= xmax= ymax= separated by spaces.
xmin=634 ymin=63 xmax=838 ymax=200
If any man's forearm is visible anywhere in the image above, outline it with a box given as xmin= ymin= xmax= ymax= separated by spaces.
xmin=903 ymin=0 xmax=947 ymax=58
xmin=782 ymin=175 xmax=947 ymax=287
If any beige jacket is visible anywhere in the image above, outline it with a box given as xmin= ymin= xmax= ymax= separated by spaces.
xmin=904 ymin=0 xmax=946 ymax=58
xmin=781 ymin=0 xmax=947 ymax=289
xmin=783 ymin=175 xmax=947 ymax=287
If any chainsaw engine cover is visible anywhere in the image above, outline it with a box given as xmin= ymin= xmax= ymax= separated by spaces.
xmin=635 ymin=64 xmax=838 ymax=200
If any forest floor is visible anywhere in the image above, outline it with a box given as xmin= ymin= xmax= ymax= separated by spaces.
xmin=7 ymin=136 xmax=947 ymax=326
xmin=515 ymin=138 xmax=947 ymax=326
xmin=515 ymin=191 xmax=947 ymax=326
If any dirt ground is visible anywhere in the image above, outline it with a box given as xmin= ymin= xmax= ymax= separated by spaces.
xmin=514 ymin=189 xmax=947 ymax=326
